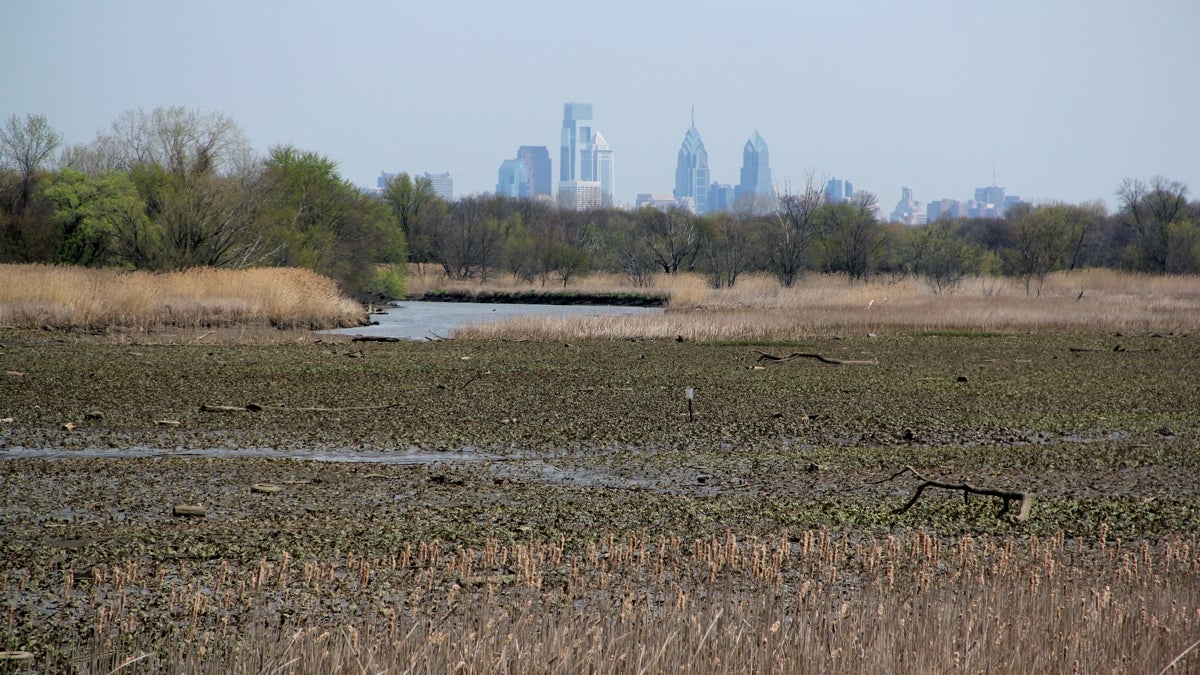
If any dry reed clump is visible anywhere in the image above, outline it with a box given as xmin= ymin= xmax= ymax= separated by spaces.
xmin=18 ymin=529 xmax=1200 ymax=673
xmin=0 ymin=264 xmax=366 ymax=331
xmin=451 ymin=270 xmax=1200 ymax=340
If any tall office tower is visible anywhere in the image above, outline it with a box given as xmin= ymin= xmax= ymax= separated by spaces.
xmin=674 ymin=113 xmax=710 ymax=214
xmin=517 ymin=146 xmax=552 ymax=197
xmin=423 ymin=172 xmax=453 ymax=200
xmin=825 ymin=178 xmax=854 ymax=203
xmin=736 ymin=132 xmax=773 ymax=209
xmin=580 ymin=131 xmax=615 ymax=207
xmin=496 ymin=159 xmax=530 ymax=198
xmin=560 ymin=102 xmax=593 ymax=183
xmin=973 ymin=185 xmax=1006 ymax=217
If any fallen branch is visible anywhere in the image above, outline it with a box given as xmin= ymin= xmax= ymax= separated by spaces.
xmin=882 ymin=465 xmax=1032 ymax=523
xmin=351 ymin=336 xmax=402 ymax=342
xmin=201 ymin=401 xmax=403 ymax=413
xmin=753 ymin=350 xmax=877 ymax=366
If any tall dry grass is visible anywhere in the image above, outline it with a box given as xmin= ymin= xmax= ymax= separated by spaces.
xmin=0 ymin=264 xmax=366 ymax=331
xmin=34 ymin=529 xmax=1200 ymax=673
xmin=447 ymin=269 xmax=1200 ymax=340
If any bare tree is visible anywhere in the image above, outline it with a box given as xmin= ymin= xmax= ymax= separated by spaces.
xmin=767 ymin=177 xmax=823 ymax=287
xmin=0 ymin=113 xmax=61 ymax=212
xmin=634 ymin=206 xmax=701 ymax=275
xmin=1117 ymin=177 xmax=1190 ymax=272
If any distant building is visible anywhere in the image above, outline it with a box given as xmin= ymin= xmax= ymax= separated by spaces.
xmin=558 ymin=180 xmax=603 ymax=211
xmin=423 ymin=172 xmax=453 ymax=200
xmin=825 ymin=178 xmax=854 ymax=203
xmin=517 ymin=146 xmax=552 ymax=197
xmin=708 ymin=183 xmax=736 ymax=213
xmin=889 ymin=186 xmax=924 ymax=225
xmin=735 ymin=132 xmax=773 ymax=210
xmin=377 ymin=171 xmax=395 ymax=190
xmin=674 ymin=113 xmax=710 ymax=214
xmin=968 ymin=185 xmax=1007 ymax=218
xmin=560 ymin=102 xmax=593 ymax=183
xmin=926 ymin=198 xmax=965 ymax=222
xmin=496 ymin=159 xmax=530 ymax=199
xmin=580 ymin=131 xmax=615 ymax=207
xmin=635 ymin=193 xmax=679 ymax=211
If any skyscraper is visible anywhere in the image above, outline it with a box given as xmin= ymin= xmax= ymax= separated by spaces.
xmin=560 ymin=103 xmax=593 ymax=183
xmin=736 ymin=132 xmax=773 ymax=210
xmin=496 ymin=159 xmax=530 ymax=198
xmin=517 ymin=146 xmax=552 ymax=197
xmin=674 ymin=112 xmax=710 ymax=214
xmin=825 ymin=178 xmax=854 ymax=203
xmin=580 ymin=131 xmax=614 ymax=207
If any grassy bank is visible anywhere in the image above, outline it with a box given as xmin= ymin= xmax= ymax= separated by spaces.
xmin=0 ymin=264 xmax=368 ymax=332
xmin=1 ymin=332 xmax=1198 ymax=670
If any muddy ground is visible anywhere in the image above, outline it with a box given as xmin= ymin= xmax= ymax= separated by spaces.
xmin=1 ymin=329 xmax=1198 ymax=664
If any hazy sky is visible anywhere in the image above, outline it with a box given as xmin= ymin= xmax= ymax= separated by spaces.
xmin=3 ymin=0 xmax=1197 ymax=210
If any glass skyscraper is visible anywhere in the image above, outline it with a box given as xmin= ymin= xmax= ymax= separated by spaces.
xmin=580 ymin=131 xmax=614 ymax=207
xmin=560 ymin=103 xmax=593 ymax=183
xmin=496 ymin=159 xmax=530 ymax=198
xmin=674 ymin=115 xmax=710 ymax=214
xmin=736 ymin=132 xmax=773 ymax=208
xmin=517 ymin=146 xmax=552 ymax=197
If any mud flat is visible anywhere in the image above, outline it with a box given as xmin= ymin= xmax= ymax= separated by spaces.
xmin=1 ymin=329 xmax=1198 ymax=670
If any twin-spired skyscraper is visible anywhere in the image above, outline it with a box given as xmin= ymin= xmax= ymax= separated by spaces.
xmin=675 ymin=112 xmax=774 ymax=215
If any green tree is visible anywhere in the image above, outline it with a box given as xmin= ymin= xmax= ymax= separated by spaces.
xmin=259 ymin=145 xmax=405 ymax=290
xmin=381 ymin=172 xmax=444 ymax=268
xmin=819 ymin=192 xmax=885 ymax=280
xmin=909 ymin=218 xmax=978 ymax=293
xmin=699 ymin=211 xmax=757 ymax=288
xmin=42 ymin=169 xmax=155 ymax=267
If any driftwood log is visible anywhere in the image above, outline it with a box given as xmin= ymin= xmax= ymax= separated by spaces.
xmin=883 ymin=465 xmax=1032 ymax=523
xmin=172 ymin=504 xmax=207 ymax=518
xmin=752 ymin=350 xmax=878 ymax=366
xmin=201 ymin=401 xmax=402 ymax=413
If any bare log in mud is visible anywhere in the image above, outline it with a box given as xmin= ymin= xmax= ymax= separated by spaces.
xmin=172 ymin=504 xmax=207 ymax=517
xmin=351 ymin=336 xmax=402 ymax=342
xmin=201 ymin=402 xmax=402 ymax=413
xmin=883 ymin=465 xmax=1032 ymax=523
xmin=752 ymin=350 xmax=877 ymax=366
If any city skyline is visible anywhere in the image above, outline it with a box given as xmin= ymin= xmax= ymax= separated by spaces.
xmin=3 ymin=1 xmax=1196 ymax=211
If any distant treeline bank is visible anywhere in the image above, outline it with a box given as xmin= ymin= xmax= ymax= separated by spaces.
xmin=2 ymin=108 xmax=1197 ymax=298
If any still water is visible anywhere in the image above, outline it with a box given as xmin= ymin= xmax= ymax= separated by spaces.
xmin=323 ymin=300 xmax=662 ymax=341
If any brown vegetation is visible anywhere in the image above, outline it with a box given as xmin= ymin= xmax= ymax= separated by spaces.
xmin=0 ymin=264 xmax=366 ymax=331
xmin=448 ymin=269 xmax=1200 ymax=340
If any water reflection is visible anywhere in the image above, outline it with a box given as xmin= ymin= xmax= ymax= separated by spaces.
xmin=323 ymin=300 xmax=662 ymax=341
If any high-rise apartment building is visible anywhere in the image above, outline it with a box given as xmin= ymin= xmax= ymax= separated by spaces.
xmin=560 ymin=103 xmax=593 ymax=183
xmin=517 ymin=146 xmax=552 ymax=197
xmin=580 ymin=131 xmax=614 ymax=207
xmin=674 ymin=115 xmax=710 ymax=214
xmin=736 ymin=132 xmax=773 ymax=210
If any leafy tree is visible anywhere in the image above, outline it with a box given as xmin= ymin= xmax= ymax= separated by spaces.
xmin=819 ymin=192 xmax=885 ymax=279
xmin=1004 ymin=204 xmax=1074 ymax=295
xmin=41 ymin=169 xmax=154 ymax=267
xmin=382 ymin=172 xmax=444 ymax=268
xmin=259 ymin=145 xmax=404 ymax=290
xmin=909 ymin=218 xmax=978 ymax=293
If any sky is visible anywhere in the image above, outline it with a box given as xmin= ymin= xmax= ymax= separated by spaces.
xmin=3 ymin=0 xmax=1198 ymax=212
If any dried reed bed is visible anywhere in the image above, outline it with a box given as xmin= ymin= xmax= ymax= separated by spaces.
xmin=450 ymin=270 xmax=1200 ymax=340
xmin=0 ymin=264 xmax=366 ymax=331
xmin=28 ymin=529 xmax=1200 ymax=673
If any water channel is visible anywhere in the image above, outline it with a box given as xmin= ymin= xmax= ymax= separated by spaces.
xmin=322 ymin=300 xmax=663 ymax=341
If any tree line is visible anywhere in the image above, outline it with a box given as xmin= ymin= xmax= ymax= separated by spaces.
xmin=2 ymin=109 xmax=1197 ymax=297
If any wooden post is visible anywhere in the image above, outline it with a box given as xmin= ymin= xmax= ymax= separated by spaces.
xmin=685 ymin=388 xmax=694 ymax=422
